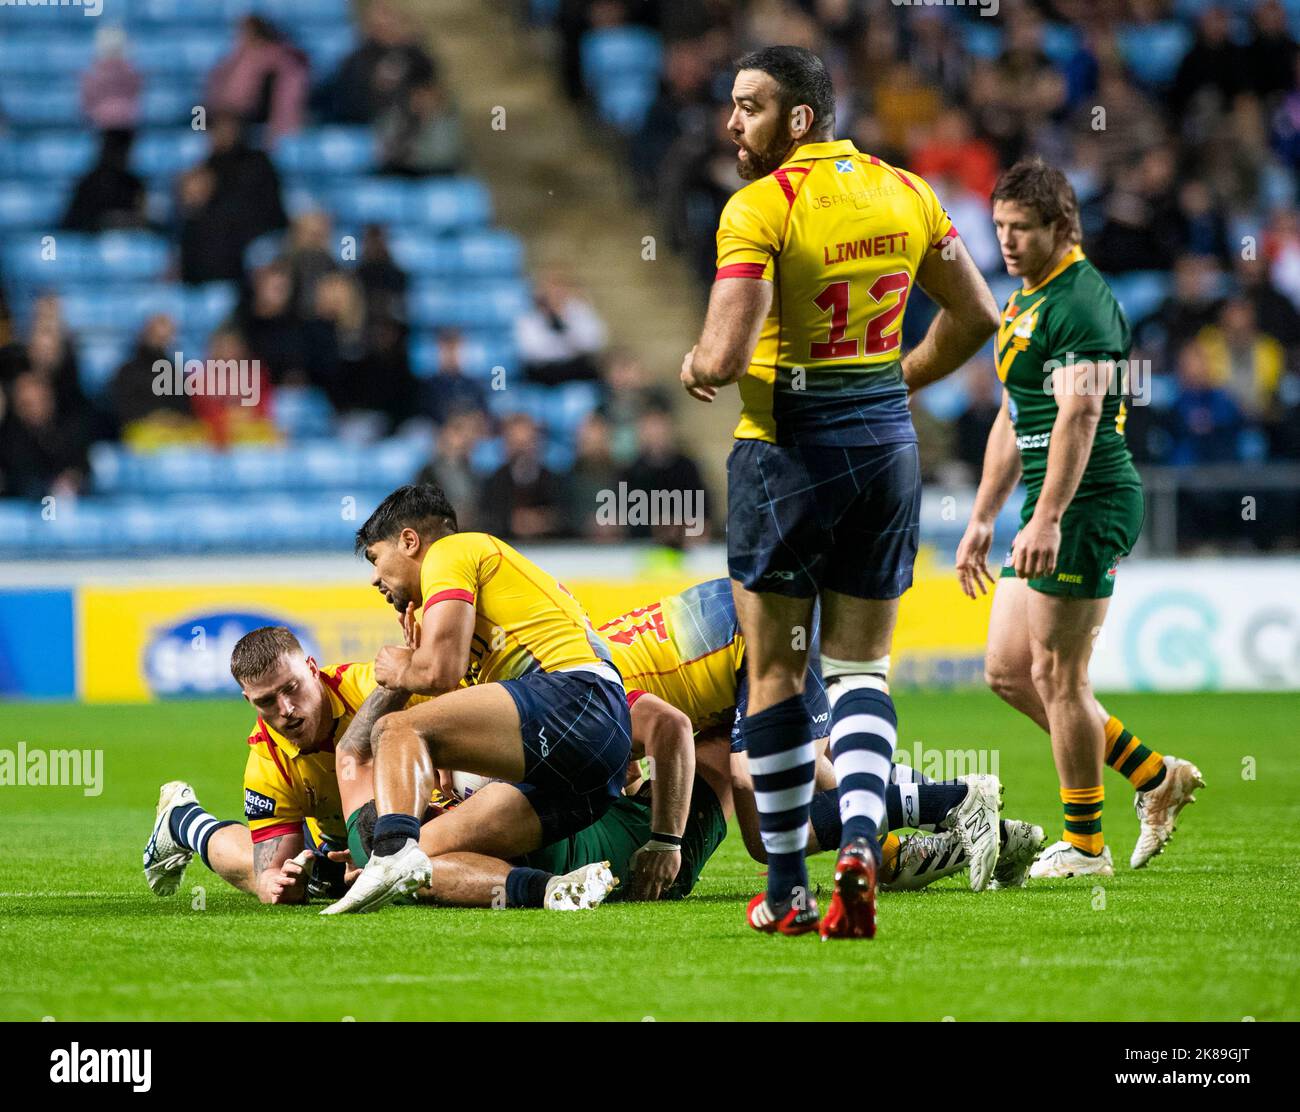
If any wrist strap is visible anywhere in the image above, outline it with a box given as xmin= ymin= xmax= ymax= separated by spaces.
xmin=649 ymin=831 xmax=682 ymax=848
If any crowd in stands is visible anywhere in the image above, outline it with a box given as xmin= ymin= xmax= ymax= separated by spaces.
xmin=546 ymin=0 xmax=1300 ymax=546
xmin=0 ymin=0 xmax=712 ymax=549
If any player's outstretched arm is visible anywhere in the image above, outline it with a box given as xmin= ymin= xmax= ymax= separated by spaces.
xmin=629 ymin=693 xmax=694 ymax=900
xmin=681 ymin=276 xmax=773 ymax=396
xmin=957 ymin=390 xmax=1021 ymax=598
xmin=904 ymin=237 xmax=1000 ymax=393
xmin=252 ymin=830 xmax=307 ymax=905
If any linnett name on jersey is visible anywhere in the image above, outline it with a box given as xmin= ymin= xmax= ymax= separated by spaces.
xmin=823 ymin=232 xmax=910 ymax=265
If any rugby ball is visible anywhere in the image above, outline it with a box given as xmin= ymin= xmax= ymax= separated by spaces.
xmin=451 ymin=770 xmax=496 ymax=801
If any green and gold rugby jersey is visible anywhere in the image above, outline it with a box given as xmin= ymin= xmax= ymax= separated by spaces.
xmin=996 ymin=245 xmax=1141 ymax=508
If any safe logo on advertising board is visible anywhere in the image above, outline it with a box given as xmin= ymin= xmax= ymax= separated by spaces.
xmin=143 ymin=612 xmax=316 ymax=696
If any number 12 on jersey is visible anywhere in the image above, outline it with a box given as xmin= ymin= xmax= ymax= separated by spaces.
xmin=810 ymin=270 xmax=911 ymax=361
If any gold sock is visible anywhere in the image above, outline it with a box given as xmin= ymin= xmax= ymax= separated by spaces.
xmin=1104 ymin=715 xmax=1167 ymax=791
xmin=1061 ymin=785 xmax=1104 ymax=856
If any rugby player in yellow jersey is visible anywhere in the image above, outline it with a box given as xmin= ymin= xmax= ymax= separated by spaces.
xmin=142 ymin=626 xmax=427 ymax=904
xmin=323 ymin=484 xmax=633 ymax=914
xmin=600 ymin=578 xmax=1034 ymax=893
xmin=678 ymin=46 xmax=1000 ymax=937
xmin=342 ymin=578 xmax=1035 ymax=905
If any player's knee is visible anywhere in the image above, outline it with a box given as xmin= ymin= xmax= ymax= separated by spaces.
xmin=370 ymin=712 xmax=403 ymax=753
xmin=985 ymin=663 xmax=1029 ymax=706
xmin=1029 ymin=655 xmax=1088 ymax=703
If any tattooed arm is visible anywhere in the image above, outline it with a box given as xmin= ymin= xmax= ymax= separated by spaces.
xmin=253 ymin=830 xmax=307 ymax=904
xmin=337 ymin=683 xmax=411 ymax=763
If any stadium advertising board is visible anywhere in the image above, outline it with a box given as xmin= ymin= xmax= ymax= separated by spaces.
xmin=5 ymin=557 xmax=1285 ymax=700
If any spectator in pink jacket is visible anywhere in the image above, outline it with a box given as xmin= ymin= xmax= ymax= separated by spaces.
xmin=206 ymin=16 xmax=309 ymax=144
xmin=80 ymin=25 xmax=142 ymax=131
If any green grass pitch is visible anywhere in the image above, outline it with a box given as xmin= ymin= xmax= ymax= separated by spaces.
xmin=2 ymin=691 xmax=1297 ymax=1021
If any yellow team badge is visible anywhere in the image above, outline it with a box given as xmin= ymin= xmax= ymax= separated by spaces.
xmin=996 ymin=295 xmax=1046 ymax=381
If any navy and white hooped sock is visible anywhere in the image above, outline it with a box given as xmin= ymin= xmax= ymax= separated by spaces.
xmin=370 ymin=813 xmax=421 ymax=858
xmin=168 ymin=803 xmax=237 ymax=870
xmin=890 ymin=762 xmax=934 ymax=785
xmin=505 ymin=867 xmax=551 ymax=908
xmin=829 ymin=684 xmax=898 ymax=854
xmin=743 ymin=693 xmax=815 ymax=908
xmin=884 ymin=780 xmax=969 ymax=831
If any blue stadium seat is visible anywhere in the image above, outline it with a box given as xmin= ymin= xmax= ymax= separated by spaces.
xmin=0 ymin=503 xmax=34 ymax=551
xmin=404 ymin=179 xmax=492 ymax=228
xmin=79 ymin=339 xmax=133 ymax=395
xmin=409 ymin=280 xmax=530 ymax=329
xmin=0 ymin=35 xmax=95 ymax=75
xmin=143 ymin=447 xmax=222 ymax=494
xmin=580 ymin=26 xmax=662 ymax=133
xmin=541 ymin=381 xmax=602 ymax=439
xmin=1105 ymin=270 xmax=1172 ymax=327
xmin=129 ymin=0 xmax=232 ymax=24
xmin=131 ymin=129 xmax=211 ymax=177
xmin=251 ymin=0 xmax=353 ymax=27
xmin=580 ymin=27 xmax=662 ymax=89
xmin=57 ymin=282 xmax=237 ymax=336
xmin=0 ymin=83 xmax=82 ymax=128
xmin=22 ymin=132 xmax=98 ymax=177
xmin=960 ymin=23 xmax=1003 ymax=60
xmin=386 ymin=229 xmax=523 ymax=278
xmin=0 ymin=186 xmax=66 ymax=229
xmin=140 ymin=84 xmax=195 ymax=126
xmin=272 ymin=386 xmax=335 ymax=440
xmin=595 ymin=82 xmax=657 ymax=132
xmin=273 ymin=127 xmax=375 ymax=176
xmin=128 ymin=32 xmax=230 ymax=75
xmin=223 ymin=446 xmax=290 ymax=492
xmin=1117 ymin=22 xmax=1193 ymax=87
xmin=369 ymin=437 xmax=433 ymax=486
xmin=470 ymin=436 xmax=505 ymax=474
xmin=2 ymin=231 xmax=171 ymax=284
xmin=1041 ymin=23 xmax=1082 ymax=65
xmin=297 ymin=440 xmax=364 ymax=487
xmin=408 ymin=331 xmax=519 ymax=380
xmin=324 ymin=178 xmax=408 ymax=224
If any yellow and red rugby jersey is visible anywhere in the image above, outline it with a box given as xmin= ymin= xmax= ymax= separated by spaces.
xmin=715 ymin=139 xmax=956 ymax=445
xmin=599 ymin=579 xmax=743 ymax=733
xmin=243 ymin=661 xmax=432 ymax=846
xmin=418 ymin=531 xmax=613 ymax=685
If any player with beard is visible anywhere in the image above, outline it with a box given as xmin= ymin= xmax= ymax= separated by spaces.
xmin=678 ymin=46 xmax=1000 ymax=938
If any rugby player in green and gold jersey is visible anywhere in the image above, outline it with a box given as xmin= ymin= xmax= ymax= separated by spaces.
xmin=955 ymin=158 xmax=1203 ymax=879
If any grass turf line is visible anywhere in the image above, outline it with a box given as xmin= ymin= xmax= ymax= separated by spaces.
xmin=0 ymin=692 xmax=1296 ymax=1021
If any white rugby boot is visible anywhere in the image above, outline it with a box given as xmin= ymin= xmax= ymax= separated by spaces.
xmin=949 ymin=774 xmax=1002 ymax=892
xmin=1130 ymin=756 xmax=1205 ymax=869
xmin=143 ymin=780 xmax=197 ymax=896
xmin=320 ymin=839 xmax=431 ymax=914
xmin=1029 ymin=840 xmax=1114 ymax=879
xmin=545 ymin=861 xmax=619 ymax=910
xmin=989 ymin=821 xmax=1046 ymax=889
